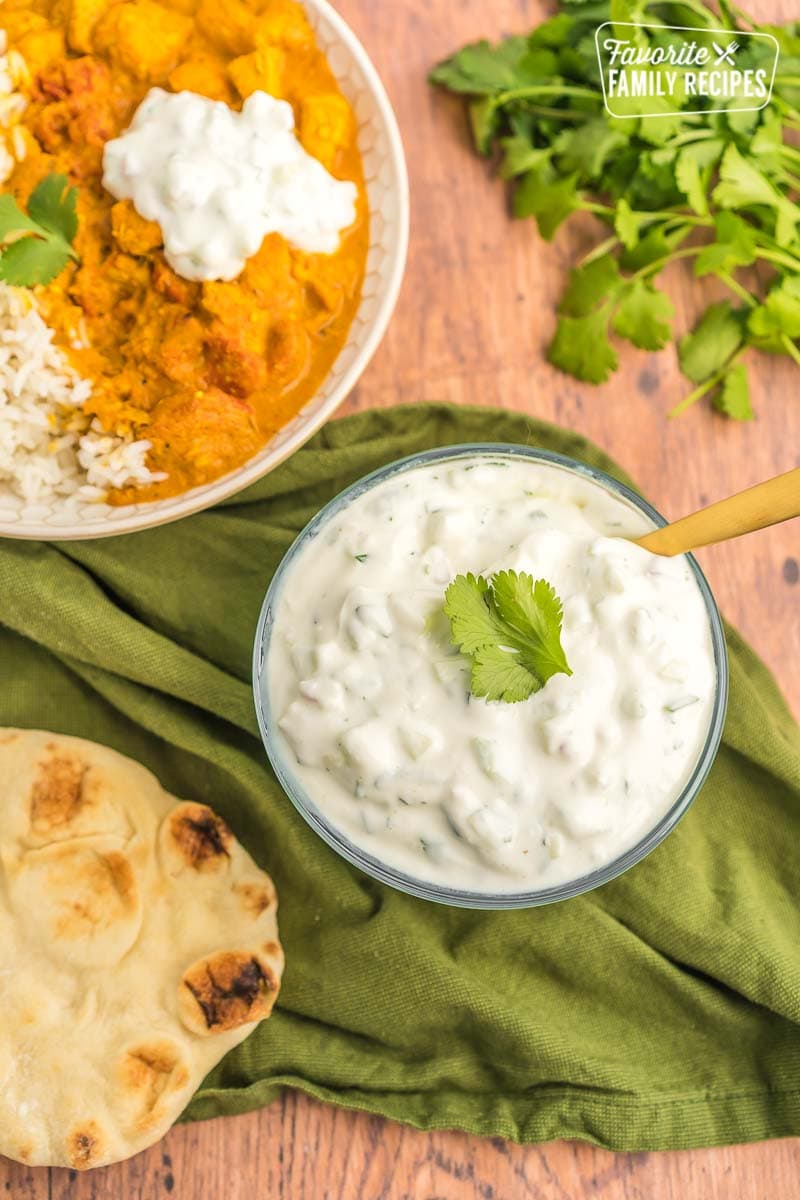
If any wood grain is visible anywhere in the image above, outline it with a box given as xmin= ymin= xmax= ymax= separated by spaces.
xmin=4 ymin=0 xmax=799 ymax=1195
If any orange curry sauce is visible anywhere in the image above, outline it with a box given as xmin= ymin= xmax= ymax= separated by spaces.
xmin=2 ymin=0 xmax=368 ymax=502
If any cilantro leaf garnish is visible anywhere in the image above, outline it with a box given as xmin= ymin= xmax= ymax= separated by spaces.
xmin=513 ymin=164 xmax=581 ymax=239
xmin=612 ymin=280 xmax=674 ymax=352
xmin=443 ymin=570 xmax=571 ymax=704
xmin=429 ymin=3 xmax=800 ymax=418
xmin=678 ymin=301 xmax=745 ymax=385
xmin=748 ymin=275 xmax=800 ymax=345
xmin=694 ymin=212 xmax=757 ymax=277
xmin=713 ymin=363 xmax=753 ymax=421
xmin=0 ymin=174 xmax=79 ymax=287
xmin=28 ymin=173 xmax=79 ymax=244
xmin=559 ymin=254 xmax=620 ymax=318
xmin=548 ymin=308 xmax=618 ymax=384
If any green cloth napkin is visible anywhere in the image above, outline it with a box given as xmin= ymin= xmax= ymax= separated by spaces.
xmin=2 ymin=403 xmax=799 ymax=1152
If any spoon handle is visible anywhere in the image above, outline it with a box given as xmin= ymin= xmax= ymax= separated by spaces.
xmin=635 ymin=467 xmax=800 ymax=557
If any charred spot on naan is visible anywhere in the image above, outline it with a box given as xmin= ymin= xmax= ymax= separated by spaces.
xmin=30 ymin=751 xmax=88 ymax=832
xmin=117 ymin=1041 xmax=191 ymax=1134
xmin=179 ymin=949 xmax=280 ymax=1036
xmin=161 ymin=802 xmax=233 ymax=874
xmin=25 ymin=746 xmax=133 ymax=845
xmin=53 ymin=848 xmax=139 ymax=937
xmin=7 ymin=840 xmax=144 ymax=969
xmin=233 ymin=879 xmax=277 ymax=918
xmin=65 ymin=1120 xmax=105 ymax=1170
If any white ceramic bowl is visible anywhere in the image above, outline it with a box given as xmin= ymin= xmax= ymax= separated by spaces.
xmin=0 ymin=0 xmax=408 ymax=539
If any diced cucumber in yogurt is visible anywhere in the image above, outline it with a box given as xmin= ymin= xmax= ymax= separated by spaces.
xmin=268 ymin=456 xmax=716 ymax=894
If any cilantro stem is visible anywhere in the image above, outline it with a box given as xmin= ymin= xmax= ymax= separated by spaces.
xmin=716 ymin=270 xmax=757 ymax=308
xmin=754 ymin=244 xmax=800 ymax=273
xmin=780 ymin=333 xmax=800 ymax=368
xmin=582 ymin=201 xmax=616 ymax=217
xmin=773 ymin=98 xmax=800 ymax=127
xmin=577 ymin=235 xmax=620 ymax=267
xmin=495 ymin=84 xmax=601 ymax=107
xmin=636 ymin=210 xmax=712 ymax=228
xmin=518 ymin=104 xmax=593 ymax=122
xmin=669 ymin=354 xmax=743 ymax=417
xmin=668 ymin=129 xmax=723 ymax=146
xmin=777 ymin=169 xmax=800 ymax=193
xmin=779 ymin=143 xmax=800 ymax=166
xmin=630 ymin=245 xmax=702 ymax=282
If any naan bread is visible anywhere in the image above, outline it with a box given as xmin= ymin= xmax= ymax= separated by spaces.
xmin=0 ymin=729 xmax=283 ymax=1169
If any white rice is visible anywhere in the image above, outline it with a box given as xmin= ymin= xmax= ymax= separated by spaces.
xmin=0 ymin=33 xmax=30 ymax=181
xmin=0 ymin=42 xmax=163 ymax=506
xmin=0 ymin=284 xmax=162 ymax=504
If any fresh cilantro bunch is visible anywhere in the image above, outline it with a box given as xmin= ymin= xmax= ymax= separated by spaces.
xmin=430 ymin=0 xmax=800 ymax=418
xmin=444 ymin=570 xmax=572 ymax=703
xmin=0 ymin=174 xmax=79 ymax=286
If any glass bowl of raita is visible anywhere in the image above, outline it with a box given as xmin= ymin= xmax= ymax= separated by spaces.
xmin=253 ymin=444 xmax=728 ymax=908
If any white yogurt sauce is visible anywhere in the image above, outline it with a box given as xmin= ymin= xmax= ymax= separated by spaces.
xmin=266 ymin=456 xmax=717 ymax=894
xmin=102 ymin=89 xmax=358 ymax=282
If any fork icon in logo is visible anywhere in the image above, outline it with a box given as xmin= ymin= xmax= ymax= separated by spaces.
xmin=713 ymin=40 xmax=739 ymax=64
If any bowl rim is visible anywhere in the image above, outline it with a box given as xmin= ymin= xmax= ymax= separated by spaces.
xmin=252 ymin=442 xmax=730 ymax=909
xmin=1 ymin=0 xmax=410 ymax=541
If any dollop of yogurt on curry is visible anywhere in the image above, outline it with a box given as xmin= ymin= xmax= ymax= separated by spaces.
xmin=103 ymin=88 xmax=358 ymax=281
xmin=266 ymin=456 xmax=718 ymax=895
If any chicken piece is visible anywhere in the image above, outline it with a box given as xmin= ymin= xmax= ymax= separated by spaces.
xmin=32 ymin=104 xmax=70 ymax=153
xmin=67 ymin=0 xmax=110 ymax=53
xmin=201 ymin=279 xmax=251 ymax=323
xmin=205 ymin=320 xmax=267 ymax=398
xmin=228 ymin=46 xmax=283 ymax=101
xmin=16 ymin=29 xmax=66 ymax=77
xmin=34 ymin=54 xmax=110 ymax=102
xmin=93 ymin=2 xmax=192 ymax=81
xmin=33 ymin=56 xmax=117 ymax=170
xmin=158 ymin=317 xmax=207 ymax=386
xmin=1 ymin=11 xmax=49 ymax=43
xmin=196 ymin=0 xmax=254 ymax=56
xmin=147 ymin=387 xmax=261 ymax=479
xmin=68 ymin=264 xmax=119 ymax=317
xmin=104 ymin=251 xmax=151 ymax=292
xmin=152 ymin=258 xmax=199 ymax=307
xmin=241 ymin=234 xmax=303 ymax=318
xmin=111 ymin=200 xmax=163 ymax=256
xmin=168 ymin=55 xmax=232 ymax=102
xmin=253 ymin=0 xmax=314 ymax=51
xmin=292 ymin=252 xmax=344 ymax=323
xmin=266 ymin=318 xmax=309 ymax=389
xmin=298 ymin=93 xmax=352 ymax=172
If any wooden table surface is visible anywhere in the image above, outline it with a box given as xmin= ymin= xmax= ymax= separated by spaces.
xmin=5 ymin=0 xmax=800 ymax=1195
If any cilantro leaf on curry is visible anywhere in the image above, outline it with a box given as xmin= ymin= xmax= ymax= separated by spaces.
xmin=0 ymin=174 xmax=79 ymax=286
xmin=444 ymin=570 xmax=571 ymax=704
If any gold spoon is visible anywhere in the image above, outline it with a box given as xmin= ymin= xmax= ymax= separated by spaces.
xmin=634 ymin=466 xmax=800 ymax=557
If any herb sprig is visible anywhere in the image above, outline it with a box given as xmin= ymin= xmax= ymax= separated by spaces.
xmin=444 ymin=570 xmax=572 ymax=703
xmin=430 ymin=1 xmax=800 ymax=418
xmin=0 ymin=174 xmax=79 ymax=286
